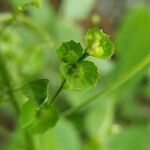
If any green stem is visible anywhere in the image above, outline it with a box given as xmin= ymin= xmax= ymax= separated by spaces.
xmin=0 ymin=12 xmax=35 ymax=150
xmin=0 ymin=50 xmax=20 ymax=113
xmin=77 ymin=52 xmax=88 ymax=63
xmin=64 ymin=54 xmax=150 ymax=116
xmin=49 ymin=52 xmax=88 ymax=106
xmin=0 ymin=49 xmax=35 ymax=150
xmin=0 ymin=52 xmax=34 ymax=149
xmin=49 ymin=79 xmax=66 ymax=106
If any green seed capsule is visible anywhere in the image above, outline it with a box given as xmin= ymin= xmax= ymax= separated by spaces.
xmin=85 ymin=27 xmax=114 ymax=59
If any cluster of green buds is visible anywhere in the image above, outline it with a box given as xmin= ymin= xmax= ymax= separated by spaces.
xmin=57 ymin=27 xmax=114 ymax=90
xmin=85 ymin=27 xmax=114 ymax=59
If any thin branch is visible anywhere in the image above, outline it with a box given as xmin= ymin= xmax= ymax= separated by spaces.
xmin=49 ymin=79 xmax=66 ymax=106
xmin=49 ymin=52 xmax=89 ymax=106
xmin=0 ymin=50 xmax=20 ymax=113
xmin=77 ymin=52 xmax=88 ymax=63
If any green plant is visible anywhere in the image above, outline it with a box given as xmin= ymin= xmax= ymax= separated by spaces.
xmin=0 ymin=1 xmax=149 ymax=150
xmin=18 ymin=26 xmax=114 ymax=134
xmin=0 ymin=1 xmax=114 ymax=134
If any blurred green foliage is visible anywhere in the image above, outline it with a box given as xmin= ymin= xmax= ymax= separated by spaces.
xmin=0 ymin=0 xmax=150 ymax=150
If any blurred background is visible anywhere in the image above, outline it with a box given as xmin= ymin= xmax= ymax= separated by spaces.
xmin=0 ymin=0 xmax=150 ymax=150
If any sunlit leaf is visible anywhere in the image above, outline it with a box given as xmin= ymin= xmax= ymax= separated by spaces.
xmin=21 ymin=79 xmax=49 ymax=105
xmin=85 ymin=27 xmax=114 ymax=59
xmin=61 ymin=61 xmax=98 ymax=90
xmin=57 ymin=40 xmax=83 ymax=63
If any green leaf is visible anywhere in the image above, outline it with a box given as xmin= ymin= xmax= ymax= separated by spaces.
xmin=57 ymin=40 xmax=83 ymax=63
xmin=34 ymin=119 xmax=82 ymax=150
xmin=21 ymin=79 xmax=49 ymax=106
xmin=19 ymin=101 xmax=59 ymax=134
xmin=19 ymin=101 xmax=36 ymax=130
xmin=61 ymin=60 xmax=98 ymax=90
xmin=85 ymin=27 xmax=114 ymax=59
xmin=28 ymin=106 xmax=59 ymax=134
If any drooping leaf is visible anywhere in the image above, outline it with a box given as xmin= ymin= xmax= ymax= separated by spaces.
xmin=19 ymin=101 xmax=59 ymax=134
xmin=57 ymin=40 xmax=83 ymax=63
xmin=21 ymin=79 xmax=49 ymax=105
xmin=85 ymin=27 xmax=114 ymax=59
xmin=60 ymin=61 xmax=98 ymax=90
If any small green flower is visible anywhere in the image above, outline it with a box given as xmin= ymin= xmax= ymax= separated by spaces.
xmin=60 ymin=61 xmax=98 ymax=90
xmin=57 ymin=40 xmax=83 ymax=64
xmin=85 ymin=27 xmax=114 ymax=59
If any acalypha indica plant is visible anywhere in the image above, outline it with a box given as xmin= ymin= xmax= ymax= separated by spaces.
xmin=19 ymin=27 xmax=114 ymax=134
